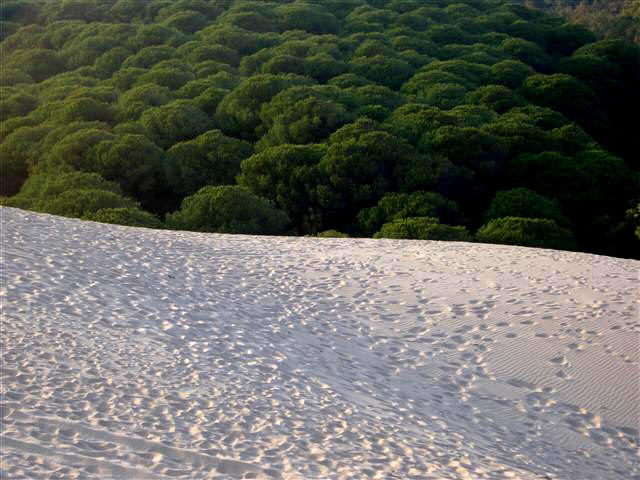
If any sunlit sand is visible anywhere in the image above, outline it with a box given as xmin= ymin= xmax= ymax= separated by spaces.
xmin=1 ymin=207 xmax=638 ymax=479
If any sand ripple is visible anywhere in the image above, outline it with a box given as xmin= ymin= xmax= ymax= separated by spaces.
xmin=1 ymin=207 xmax=638 ymax=479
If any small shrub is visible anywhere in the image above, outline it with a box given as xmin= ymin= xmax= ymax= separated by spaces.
xmin=45 ymin=188 xmax=137 ymax=218
xmin=476 ymin=216 xmax=576 ymax=250
xmin=314 ymin=230 xmax=349 ymax=238
xmin=374 ymin=216 xmax=471 ymax=241
xmin=166 ymin=185 xmax=290 ymax=235
xmin=484 ymin=188 xmax=571 ymax=228
xmin=89 ymin=207 xmax=164 ymax=229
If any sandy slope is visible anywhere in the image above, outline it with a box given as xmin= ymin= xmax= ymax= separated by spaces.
xmin=1 ymin=206 xmax=638 ymax=479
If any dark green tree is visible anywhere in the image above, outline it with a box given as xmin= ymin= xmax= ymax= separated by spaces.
xmin=313 ymin=230 xmax=349 ymax=238
xmin=161 ymin=11 xmax=208 ymax=34
xmin=5 ymin=48 xmax=65 ymax=82
xmin=140 ymin=99 xmax=212 ymax=149
xmin=5 ymin=171 xmax=123 ymax=211
xmin=386 ymin=103 xmax=456 ymax=145
xmin=349 ymin=55 xmax=414 ymax=89
xmin=484 ymin=188 xmax=571 ymax=228
xmin=91 ymin=134 xmax=168 ymax=210
xmin=476 ymin=217 xmax=576 ymax=250
xmin=122 ymin=45 xmax=177 ymax=69
xmin=135 ymin=66 xmax=195 ymax=91
xmin=46 ymin=188 xmax=138 ymax=218
xmin=257 ymin=86 xmax=354 ymax=150
xmin=0 ymin=0 xmax=637 ymax=257
xmin=166 ymin=185 xmax=291 ymax=235
xmin=273 ymin=3 xmax=340 ymax=34
xmin=238 ymin=144 xmax=326 ymax=233
xmin=357 ymin=190 xmax=463 ymax=236
xmin=90 ymin=207 xmax=164 ymax=228
xmin=165 ymin=129 xmax=253 ymax=197
xmin=215 ymin=74 xmax=314 ymax=140
xmin=520 ymin=73 xmax=606 ymax=131
xmin=316 ymin=119 xmax=423 ymax=228
xmin=118 ymin=83 xmax=173 ymax=121
xmin=0 ymin=124 xmax=50 ymax=196
xmin=466 ymin=85 xmax=526 ymax=113
xmin=375 ymin=217 xmax=471 ymax=241
xmin=43 ymin=128 xmax=114 ymax=172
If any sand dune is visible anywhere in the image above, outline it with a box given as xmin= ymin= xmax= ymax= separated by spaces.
xmin=1 ymin=206 xmax=638 ymax=479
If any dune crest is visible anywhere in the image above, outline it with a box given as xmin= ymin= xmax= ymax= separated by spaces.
xmin=1 ymin=207 xmax=638 ymax=479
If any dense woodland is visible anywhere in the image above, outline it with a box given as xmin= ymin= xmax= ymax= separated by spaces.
xmin=1 ymin=0 xmax=639 ymax=258
xmin=524 ymin=0 xmax=640 ymax=44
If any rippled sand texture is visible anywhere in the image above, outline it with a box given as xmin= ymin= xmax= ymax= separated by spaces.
xmin=1 ymin=207 xmax=639 ymax=479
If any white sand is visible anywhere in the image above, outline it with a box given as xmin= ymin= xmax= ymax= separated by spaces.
xmin=1 ymin=206 xmax=638 ymax=479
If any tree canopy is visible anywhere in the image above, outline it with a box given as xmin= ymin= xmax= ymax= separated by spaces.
xmin=1 ymin=0 xmax=638 ymax=257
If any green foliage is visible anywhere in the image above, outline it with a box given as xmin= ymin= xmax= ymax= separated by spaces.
xmin=94 ymin=47 xmax=133 ymax=78
xmin=506 ymin=149 xmax=636 ymax=215
xmin=318 ymin=120 xmax=419 ymax=222
xmin=257 ymin=86 xmax=354 ymax=150
xmin=485 ymin=188 xmax=571 ymax=228
xmin=349 ymin=55 xmax=413 ymax=89
xmin=357 ymin=191 xmax=463 ymax=236
xmin=89 ymin=207 xmax=164 ymax=229
xmin=140 ymin=99 xmax=212 ymax=149
xmin=350 ymin=84 xmax=404 ymax=111
xmin=313 ymin=230 xmax=349 ymax=238
xmin=499 ymin=37 xmax=550 ymax=70
xmin=161 ymin=11 xmax=208 ymax=34
xmin=520 ymin=73 xmax=605 ymax=129
xmin=526 ymin=0 xmax=639 ymax=45
xmin=0 ymin=92 xmax=37 ymax=120
xmin=273 ymin=3 xmax=340 ymax=35
xmin=482 ymin=112 xmax=553 ymax=157
xmin=109 ymin=67 xmax=146 ymax=91
xmin=91 ymin=134 xmax=168 ymax=209
xmin=216 ymin=74 xmax=314 ymax=140
xmin=43 ymin=127 xmax=114 ymax=172
xmin=60 ymin=35 xmax=118 ymax=70
xmin=122 ymin=45 xmax=177 ymax=69
xmin=465 ymin=85 xmax=525 ymax=113
xmin=476 ymin=216 xmax=576 ymax=250
xmin=328 ymin=73 xmax=373 ymax=89
xmin=135 ymin=66 xmax=195 ymax=91
xmin=303 ymin=54 xmax=348 ymax=83
xmin=374 ymin=217 xmax=471 ymax=241
xmin=238 ymin=143 xmax=326 ymax=232
xmin=180 ymin=42 xmax=239 ymax=67
xmin=573 ymin=39 xmax=640 ymax=77
xmin=489 ymin=60 xmax=536 ymax=89
xmin=505 ymin=151 xmax=586 ymax=216
xmin=197 ymin=25 xmax=280 ymax=56
xmin=129 ymin=24 xmax=186 ymax=50
xmin=429 ymin=126 xmax=508 ymax=178
xmin=5 ymin=171 xmax=132 ymax=219
xmin=0 ymin=0 xmax=637 ymax=257
xmin=166 ymin=129 xmax=253 ymax=197
xmin=166 ymin=185 xmax=290 ymax=235
xmin=386 ymin=104 xmax=455 ymax=145
xmin=0 ymin=68 xmax=34 ymax=86
xmin=46 ymin=189 xmax=138 ymax=218
xmin=5 ymin=48 xmax=64 ymax=82
xmin=419 ymin=60 xmax=492 ymax=88
xmin=118 ymin=83 xmax=173 ymax=121
xmin=419 ymin=83 xmax=468 ymax=110
xmin=11 ymin=171 xmax=121 ymax=200
xmin=631 ymin=204 xmax=640 ymax=240
xmin=53 ymin=97 xmax=116 ymax=124
xmin=0 ymin=123 xmax=50 ymax=195
xmin=551 ymin=123 xmax=594 ymax=155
